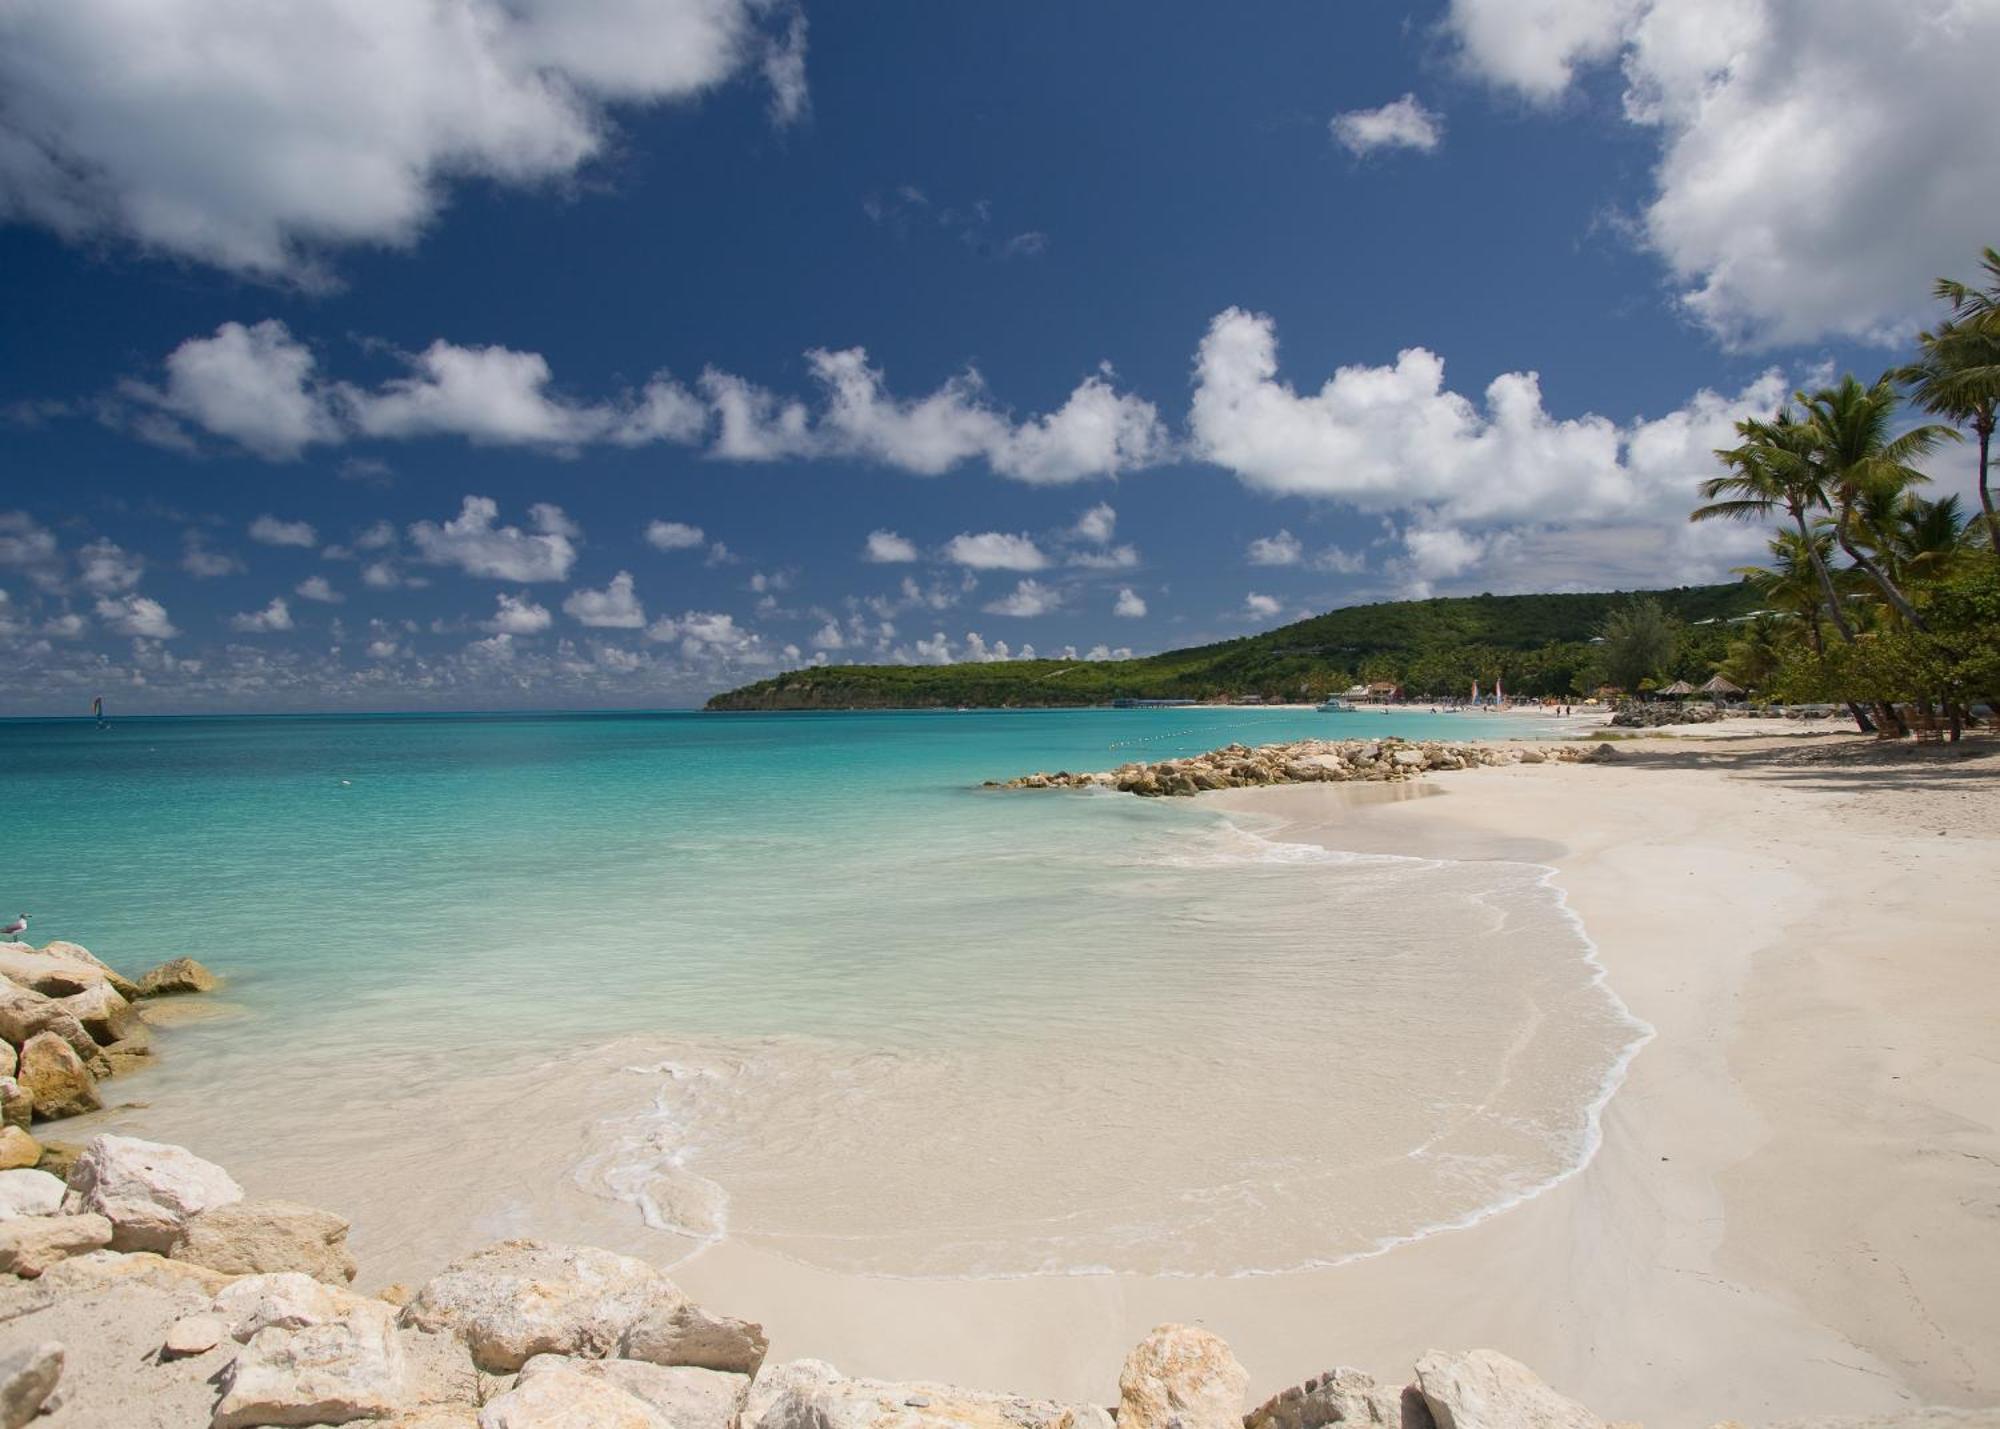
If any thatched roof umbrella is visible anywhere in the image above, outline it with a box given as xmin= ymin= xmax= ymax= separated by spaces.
xmin=1701 ymin=675 xmax=1745 ymax=700
xmin=1656 ymin=679 xmax=1696 ymax=699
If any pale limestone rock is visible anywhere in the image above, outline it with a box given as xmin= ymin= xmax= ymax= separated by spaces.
xmin=213 ymin=1271 xmax=375 ymax=1342
xmin=0 ymin=1212 xmax=112 ymax=1276
xmin=518 ymin=1356 xmax=748 ymax=1429
xmin=0 ymin=1340 xmax=61 ymax=1429
xmin=134 ymin=956 xmax=220 ymax=997
xmin=0 ymin=1169 xmax=65 ymax=1220
xmin=401 ymin=1239 xmax=683 ymax=1372
xmin=0 ymin=983 xmax=99 ymax=1064
xmin=0 ymin=1129 xmax=37 ymax=1172
xmin=0 ymin=1046 xmax=12 ymax=1082
xmin=741 ymin=1358 xmax=1078 ymax=1429
xmin=61 ymin=1133 xmax=244 ymax=1252
xmin=1117 ymin=1325 xmax=1249 ymax=1429
xmin=0 ymin=948 xmax=112 ymax=998
xmin=38 ymin=941 xmax=141 ymax=998
xmin=1414 ymin=1349 xmax=1601 ymax=1429
xmin=477 ymin=1364 xmax=670 ymax=1428
xmin=161 ymin=1312 xmax=226 ymax=1358
xmin=620 ymin=1298 xmax=768 ymax=1375
xmin=213 ymin=1297 xmax=408 ymax=1428
xmin=0 ymin=1080 xmax=30 ymax=1132
xmin=56 ymin=981 xmax=142 ymax=1046
xmin=1245 ymin=1367 xmax=1413 ymax=1429
xmin=172 ymin=1198 xmax=359 ymax=1283
xmin=17 ymin=1034 xmax=99 ymax=1120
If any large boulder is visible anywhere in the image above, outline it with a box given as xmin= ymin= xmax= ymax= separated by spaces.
xmin=1117 ymin=1325 xmax=1249 ymax=1429
xmin=213 ymin=1271 xmax=376 ymax=1342
xmin=401 ymin=1240 xmax=684 ymax=1373
xmin=0 ymin=981 xmax=100 ymax=1063
xmin=478 ymin=1363 xmax=670 ymax=1429
xmin=0 ymin=1168 xmax=66 ymax=1220
xmin=0 ymin=1212 xmax=113 ymax=1276
xmin=620 ymin=1299 xmax=768 ymax=1375
xmin=0 ymin=949 xmax=112 ymax=998
xmin=1413 ymin=1349 xmax=1602 ymax=1429
xmin=171 ymin=1198 xmax=358 ymax=1283
xmin=0 ymin=1128 xmax=39 ymax=1172
xmin=0 ymin=1341 xmax=62 ymax=1429
xmin=55 ymin=982 xmax=142 ymax=1047
xmin=1245 ymin=1367 xmax=1413 ymax=1429
xmin=16 ymin=1033 xmax=100 ymax=1120
xmin=61 ymin=1133 xmax=244 ymax=1252
xmin=516 ymin=1356 xmax=748 ymax=1429
xmin=134 ymin=956 xmax=220 ymax=997
xmin=213 ymin=1297 xmax=408 ymax=1429
xmin=741 ymin=1359 xmax=1079 ymax=1429
xmin=37 ymin=942 xmax=140 ymax=999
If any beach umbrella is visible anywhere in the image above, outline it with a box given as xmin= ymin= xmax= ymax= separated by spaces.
xmin=1657 ymin=679 xmax=1696 ymax=698
xmin=1700 ymin=675 xmax=1744 ymax=698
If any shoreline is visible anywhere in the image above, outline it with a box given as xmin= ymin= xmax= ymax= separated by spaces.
xmin=667 ymin=735 xmax=2000 ymax=1424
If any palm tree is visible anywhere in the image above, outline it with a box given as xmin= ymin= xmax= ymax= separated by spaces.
xmin=1900 ymin=248 xmax=2000 ymax=553
xmin=1795 ymin=375 xmax=1956 ymax=631
xmin=1695 ymin=410 xmax=1859 ymax=641
xmin=1884 ymin=493 xmax=1972 ymax=583
xmin=1733 ymin=527 xmax=1841 ymax=654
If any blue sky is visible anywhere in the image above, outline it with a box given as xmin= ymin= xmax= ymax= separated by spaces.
xmin=2 ymin=0 xmax=1994 ymax=712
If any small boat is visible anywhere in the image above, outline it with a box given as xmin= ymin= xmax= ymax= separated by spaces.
xmin=1315 ymin=697 xmax=1357 ymax=713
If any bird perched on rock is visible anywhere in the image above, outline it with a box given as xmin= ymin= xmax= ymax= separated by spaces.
xmin=0 ymin=914 xmax=27 ymax=942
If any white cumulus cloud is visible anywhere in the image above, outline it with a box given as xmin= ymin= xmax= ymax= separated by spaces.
xmin=863 ymin=529 xmax=919 ymax=563
xmin=1330 ymin=94 xmax=1444 ymax=156
xmin=1113 ymin=588 xmax=1148 ymax=618
xmin=249 ymin=515 xmax=317 ymax=548
xmin=229 ymin=597 xmax=294 ymax=633
xmin=94 ymin=594 xmax=177 ymax=639
xmin=1448 ymin=0 xmax=2000 ymax=346
xmin=983 ymin=579 xmax=1061 ymax=617
xmin=0 ymin=0 xmax=804 ymax=281
xmin=563 ymin=571 xmax=646 ymax=629
xmin=944 ymin=532 xmax=1048 ymax=571
xmin=645 ymin=521 xmax=706 ymax=552
xmin=1244 ymin=592 xmax=1282 ymax=619
xmin=1246 ymin=530 xmax=1304 ymax=566
xmin=410 ymin=497 xmax=577 ymax=582
xmin=484 ymin=592 xmax=553 ymax=636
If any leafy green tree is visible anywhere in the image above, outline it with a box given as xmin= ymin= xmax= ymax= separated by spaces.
xmin=1594 ymin=597 xmax=1679 ymax=692
xmin=1796 ymin=374 xmax=1956 ymax=630
xmin=1902 ymin=248 xmax=2000 ymax=553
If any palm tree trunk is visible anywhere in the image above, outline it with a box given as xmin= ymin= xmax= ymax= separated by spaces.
xmin=1794 ymin=512 xmax=1857 ymax=642
xmin=1790 ymin=512 xmax=1874 ymax=732
xmin=1977 ymin=415 xmax=1999 ymax=554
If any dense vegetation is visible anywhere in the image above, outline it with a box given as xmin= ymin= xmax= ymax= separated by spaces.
xmin=706 ymin=583 xmax=1761 ymax=709
xmin=1691 ymin=246 xmax=2000 ymax=738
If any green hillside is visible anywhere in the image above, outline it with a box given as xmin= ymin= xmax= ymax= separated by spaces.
xmin=705 ymin=583 xmax=1762 ymax=710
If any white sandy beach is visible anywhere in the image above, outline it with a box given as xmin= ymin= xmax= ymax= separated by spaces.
xmin=654 ymin=732 xmax=2000 ymax=1426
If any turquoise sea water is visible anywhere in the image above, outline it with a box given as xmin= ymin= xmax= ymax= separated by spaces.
xmin=0 ymin=707 xmax=1639 ymax=1279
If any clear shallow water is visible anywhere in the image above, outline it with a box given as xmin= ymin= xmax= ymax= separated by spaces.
xmin=0 ymin=707 xmax=1639 ymax=1278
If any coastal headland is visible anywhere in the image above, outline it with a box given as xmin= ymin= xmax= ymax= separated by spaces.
xmin=1 ymin=727 xmax=1995 ymax=1427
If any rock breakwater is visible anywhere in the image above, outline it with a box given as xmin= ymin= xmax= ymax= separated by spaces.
xmin=991 ymin=738 xmax=1614 ymax=797
xmin=0 ymin=939 xmax=222 ymax=1165
xmin=0 ymin=1133 xmax=1981 ymax=1426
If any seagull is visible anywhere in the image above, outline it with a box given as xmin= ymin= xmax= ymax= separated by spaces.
xmin=0 ymin=914 xmax=27 ymax=942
